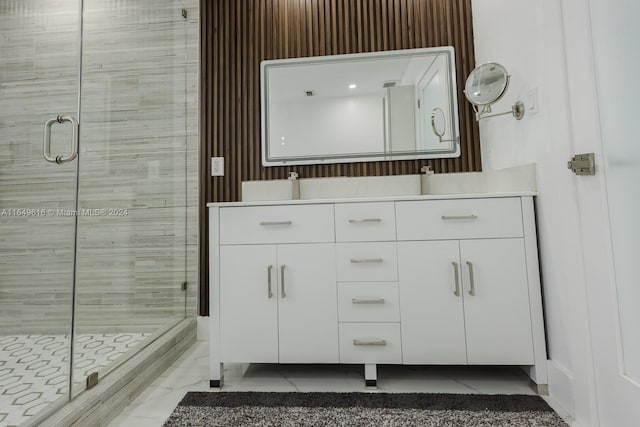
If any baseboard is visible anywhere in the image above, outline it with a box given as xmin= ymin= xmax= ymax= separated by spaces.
xmin=547 ymin=360 xmax=575 ymax=421
xmin=32 ymin=318 xmax=197 ymax=427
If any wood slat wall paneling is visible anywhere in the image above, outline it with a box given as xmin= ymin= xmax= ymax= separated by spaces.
xmin=199 ymin=0 xmax=480 ymax=315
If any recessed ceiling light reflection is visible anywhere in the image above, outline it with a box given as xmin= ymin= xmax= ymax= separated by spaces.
xmin=348 ymin=84 xmax=357 ymax=89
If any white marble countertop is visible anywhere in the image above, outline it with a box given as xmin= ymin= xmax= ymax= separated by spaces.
xmin=206 ymin=191 xmax=536 ymax=208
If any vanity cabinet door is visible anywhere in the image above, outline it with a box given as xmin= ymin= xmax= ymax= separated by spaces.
xmin=277 ymin=243 xmax=338 ymax=363
xmin=397 ymin=240 xmax=468 ymax=364
xmin=460 ymin=239 xmax=534 ymax=365
xmin=219 ymin=245 xmax=279 ymax=363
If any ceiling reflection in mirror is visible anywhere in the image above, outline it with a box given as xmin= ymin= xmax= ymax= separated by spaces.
xmin=261 ymin=47 xmax=460 ymax=166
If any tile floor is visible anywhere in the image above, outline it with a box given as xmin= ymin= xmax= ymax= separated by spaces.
xmin=0 ymin=333 xmax=151 ymax=427
xmin=108 ymin=340 xmax=573 ymax=427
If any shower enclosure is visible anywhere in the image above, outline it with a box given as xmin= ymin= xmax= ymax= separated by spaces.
xmin=0 ymin=1 xmax=198 ymax=425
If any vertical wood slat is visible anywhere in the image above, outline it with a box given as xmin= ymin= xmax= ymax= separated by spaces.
xmin=199 ymin=0 xmax=479 ymax=315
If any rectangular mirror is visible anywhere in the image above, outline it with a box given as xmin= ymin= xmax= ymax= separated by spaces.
xmin=261 ymin=47 xmax=460 ymax=166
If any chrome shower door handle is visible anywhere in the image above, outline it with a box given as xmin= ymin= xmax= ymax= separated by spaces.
xmin=44 ymin=115 xmax=79 ymax=164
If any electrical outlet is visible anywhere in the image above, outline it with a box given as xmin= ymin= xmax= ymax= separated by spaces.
xmin=211 ymin=157 xmax=224 ymax=176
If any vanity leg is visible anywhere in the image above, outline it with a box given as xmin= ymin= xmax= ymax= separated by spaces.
xmin=365 ymin=364 xmax=377 ymax=388
xmin=524 ymin=364 xmax=548 ymax=395
xmin=210 ymin=362 xmax=224 ymax=388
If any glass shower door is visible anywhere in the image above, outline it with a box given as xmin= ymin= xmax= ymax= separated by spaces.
xmin=71 ymin=0 xmax=190 ymax=396
xmin=0 ymin=1 xmax=81 ymax=425
xmin=1 ymin=0 xmax=193 ymax=423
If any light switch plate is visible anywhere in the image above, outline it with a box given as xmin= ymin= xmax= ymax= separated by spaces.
xmin=211 ymin=157 xmax=224 ymax=176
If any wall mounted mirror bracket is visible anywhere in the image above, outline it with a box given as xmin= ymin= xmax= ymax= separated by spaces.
xmin=464 ymin=62 xmax=525 ymax=121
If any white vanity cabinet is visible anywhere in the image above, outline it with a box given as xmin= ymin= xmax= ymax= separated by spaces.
xmin=209 ymin=194 xmax=547 ymax=389
xmin=219 ymin=243 xmax=338 ymax=364
xmin=398 ymin=239 xmax=534 ymax=365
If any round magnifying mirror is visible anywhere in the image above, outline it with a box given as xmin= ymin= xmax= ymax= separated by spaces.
xmin=430 ymin=107 xmax=446 ymax=143
xmin=464 ymin=62 xmax=510 ymax=106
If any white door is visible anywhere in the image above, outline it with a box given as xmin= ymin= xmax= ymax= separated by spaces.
xmin=564 ymin=0 xmax=640 ymax=424
xmin=277 ymin=243 xmax=338 ymax=363
xmin=460 ymin=239 xmax=534 ymax=365
xmin=397 ymin=240 xmax=467 ymax=364
xmin=219 ymin=245 xmax=279 ymax=363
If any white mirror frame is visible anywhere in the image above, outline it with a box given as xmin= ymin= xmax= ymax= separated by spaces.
xmin=260 ymin=47 xmax=461 ymax=166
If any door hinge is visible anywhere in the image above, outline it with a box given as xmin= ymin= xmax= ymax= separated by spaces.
xmin=182 ymin=8 xmax=187 ymax=19
xmin=568 ymin=153 xmax=595 ymax=175
xmin=86 ymin=372 xmax=99 ymax=389
xmin=181 ymin=281 xmax=188 ymax=291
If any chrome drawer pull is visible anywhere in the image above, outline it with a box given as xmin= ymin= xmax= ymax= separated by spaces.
xmin=352 ymin=298 xmax=385 ymax=305
xmin=441 ymin=215 xmax=478 ymax=220
xmin=348 ymin=218 xmax=382 ymax=223
xmin=354 ymin=339 xmax=387 ymax=346
xmin=259 ymin=221 xmax=292 ymax=226
xmin=350 ymin=258 xmax=383 ymax=264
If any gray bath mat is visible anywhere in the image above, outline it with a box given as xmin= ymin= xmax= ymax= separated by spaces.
xmin=163 ymin=391 xmax=567 ymax=426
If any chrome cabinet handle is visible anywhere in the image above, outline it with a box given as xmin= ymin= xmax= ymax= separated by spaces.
xmin=441 ymin=215 xmax=478 ymax=220
xmin=280 ymin=265 xmax=286 ymax=298
xmin=467 ymin=261 xmax=475 ymax=296
xmin=353 ymin=339 xmax=387 ymax=346
xmin=259 ymin=221 xmax=292 ymax=226
xmin=352 ymin=298 xmax=385 ymax=305
xmin=452 ymin=261 xmax=461 ymax=297
xmin=350 ymin=258 xmax=383 ymax=264
xmin=267 ymin=265 xmax=273 ymax=298
xmin=348 ymin=218 xmax=382 ymax=223
xmin=44 ymin=115 xmax=79 ymax=164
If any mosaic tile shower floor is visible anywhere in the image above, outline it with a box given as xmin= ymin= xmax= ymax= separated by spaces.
xmin=0 ymin=333 xmax=150 ymax=427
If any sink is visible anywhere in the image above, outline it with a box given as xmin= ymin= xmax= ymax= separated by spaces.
xmin=240 ymin=164 xmax=537 ymax=202
xmin=242 ymin=175 xmax=421 ymax=201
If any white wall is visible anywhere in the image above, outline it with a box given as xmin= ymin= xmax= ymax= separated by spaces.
xmin=471 ymin=1 xmax=597 ymax=424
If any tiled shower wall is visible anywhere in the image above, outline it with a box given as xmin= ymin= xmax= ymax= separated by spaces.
xmin=0 ymin=0 xmax=199 ymax=334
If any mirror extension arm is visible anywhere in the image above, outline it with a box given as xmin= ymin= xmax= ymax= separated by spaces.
xmin=475 ymin=101 xmax=525 ymax=121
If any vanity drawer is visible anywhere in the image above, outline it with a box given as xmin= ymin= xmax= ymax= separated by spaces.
xmin=336 ymin=242 xmax=398 ymax=282
xmin=219 ymin=204 xmax=334 ymax=245
xmin=335 ymin=202 xmax=396 ymax=242
xmin=396 ymin=198 xmax=523 ymax=240
xmin=338 ymin=283 xmax=400 ymax=322
xmin=339 ymin=323 xmax=402 ymax=364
